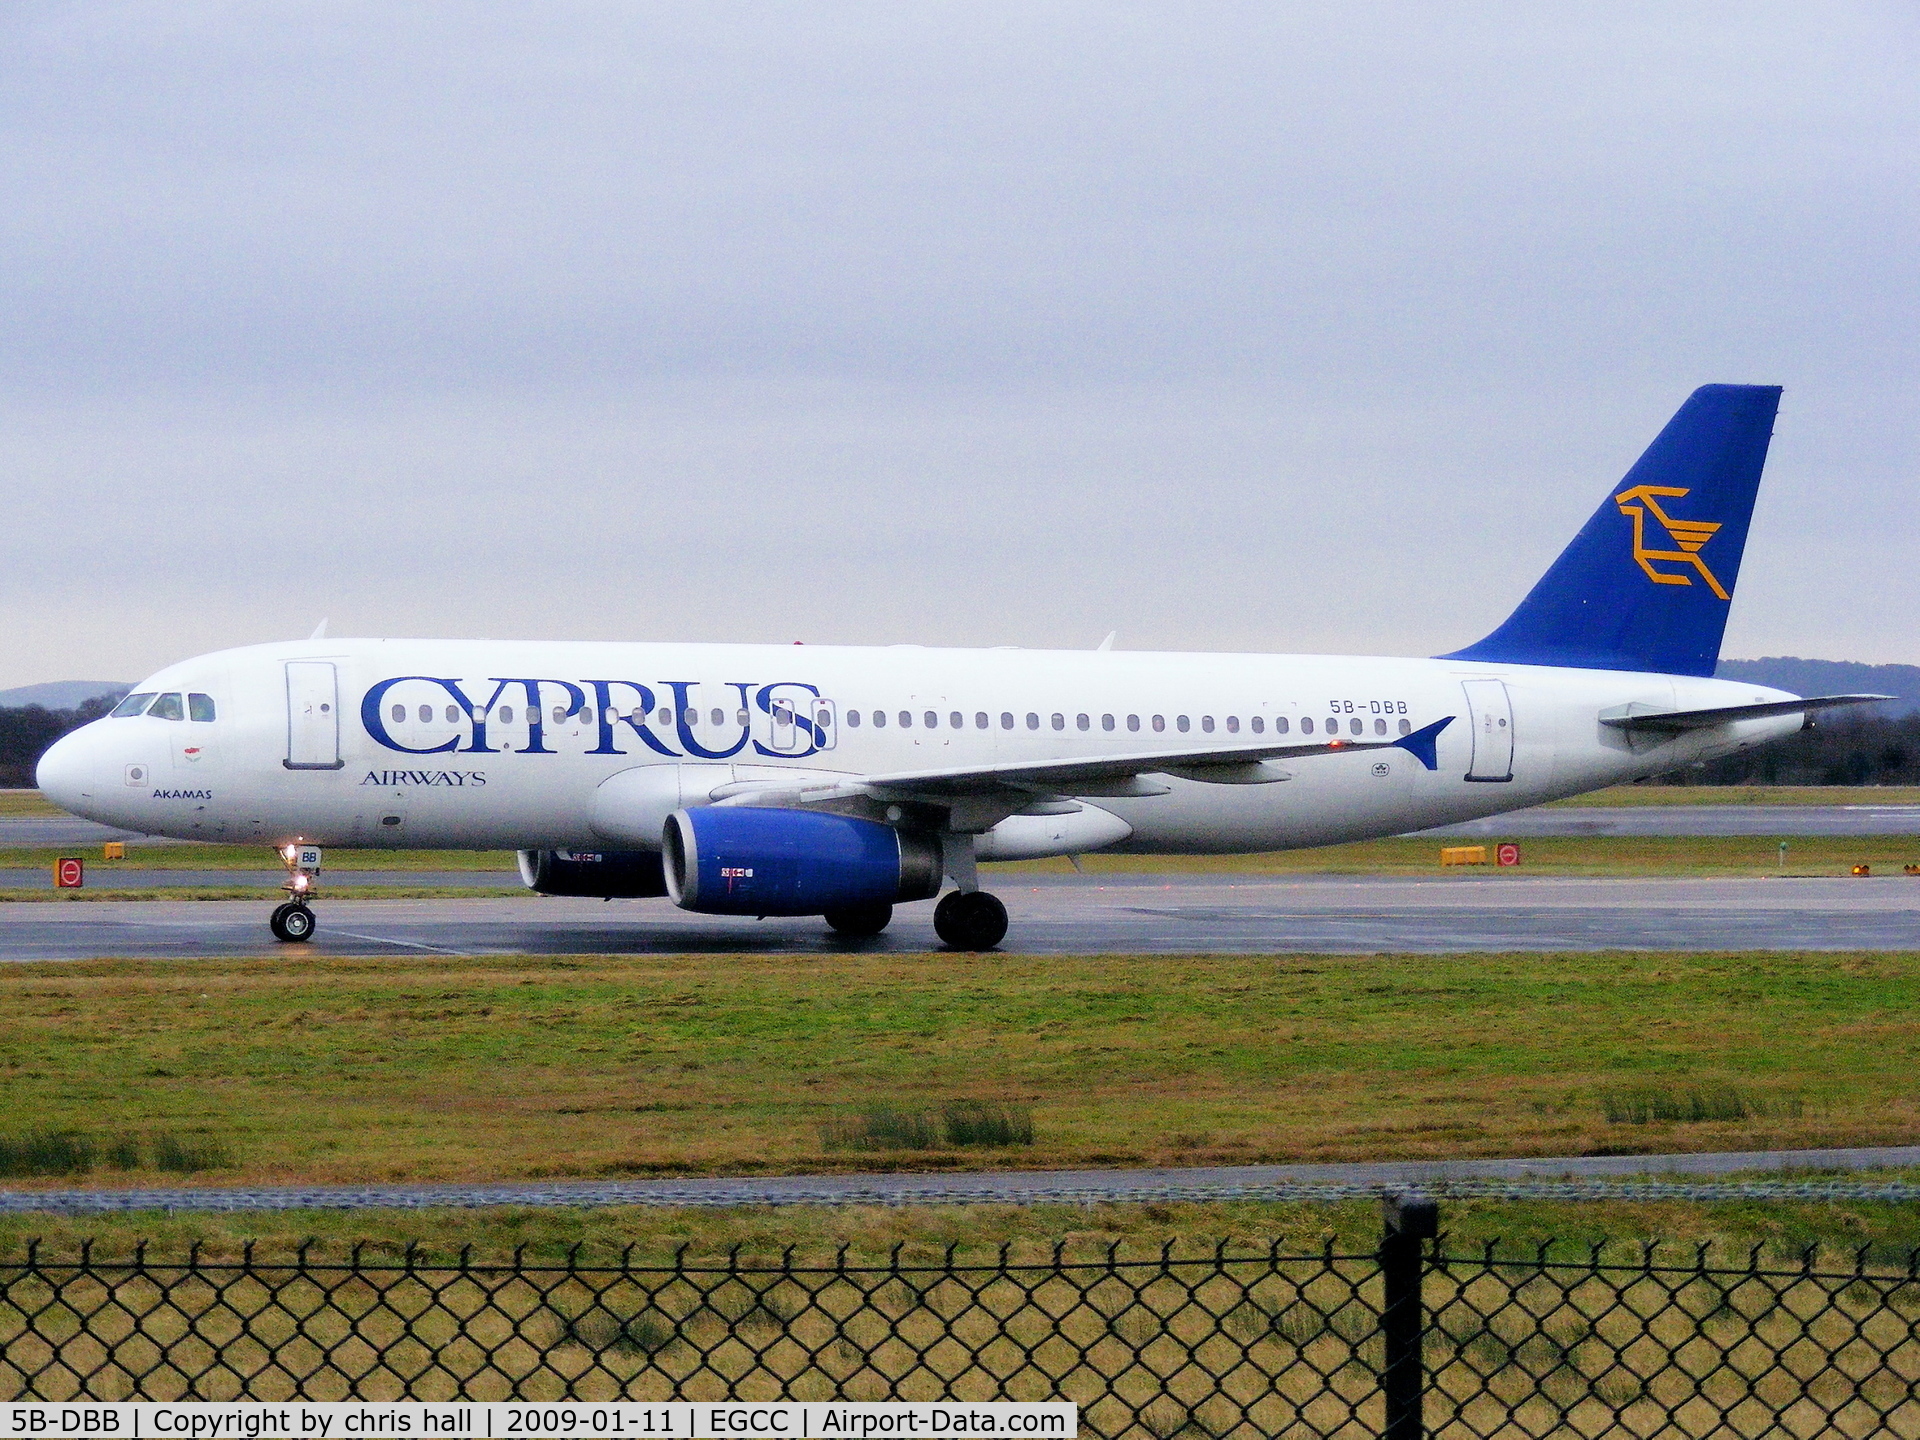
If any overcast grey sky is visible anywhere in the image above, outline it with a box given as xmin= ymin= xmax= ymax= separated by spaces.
xmin=2 ymin=2 xmax=1915 ymax=686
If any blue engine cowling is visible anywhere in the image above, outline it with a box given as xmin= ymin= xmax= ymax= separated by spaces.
xmin=517 ymin=849 xmax=668 ymax=898
xmin=662 ymin=807 xmax=943 ymax=916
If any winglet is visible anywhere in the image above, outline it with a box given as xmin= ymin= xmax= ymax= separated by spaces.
xmin=1394 ymin=715 xmax=1453 ymax=771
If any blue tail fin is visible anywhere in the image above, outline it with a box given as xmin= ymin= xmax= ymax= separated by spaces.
xmin=1440 ymin=384 xmax=1781 ymax=677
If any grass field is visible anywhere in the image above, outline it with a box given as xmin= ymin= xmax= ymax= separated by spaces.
xmin=1549 ymin=784 xmax=1920 ymax=806
xmin=1 ymin=949 xmax=1914 ymax=1195
xmin=0 ymin=844 xmax=516 ymax=870
xmin=6 ymin=834 xmax=1920 ymax=888
xmin=1004 ymin=834 xmax=1920 ymax=877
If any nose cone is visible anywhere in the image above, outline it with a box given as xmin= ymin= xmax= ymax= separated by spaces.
xmin=36 ymin=726 xmax=99 ymax=816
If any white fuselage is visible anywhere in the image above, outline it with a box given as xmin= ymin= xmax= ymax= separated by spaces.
xmin=37 ymin=638 xmax=1803 ymax=857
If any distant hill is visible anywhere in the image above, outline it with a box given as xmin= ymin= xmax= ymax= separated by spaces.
xmin=0 ymin=680 xmax=130 ymax=709
xmin=1715 ymin=658 xmax=1920 ymax=712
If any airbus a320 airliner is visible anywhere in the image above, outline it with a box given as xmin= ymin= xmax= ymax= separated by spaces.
xmin=36 ymin=385 xmax=1882 ymax=949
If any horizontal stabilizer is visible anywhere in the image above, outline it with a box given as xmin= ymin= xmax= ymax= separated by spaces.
xmin=1598 ymin=694 xmax=1889 ymax=734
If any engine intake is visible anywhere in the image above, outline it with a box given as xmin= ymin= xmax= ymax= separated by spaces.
xmin=663 ymin=807 xmax=942 ymax=916
xmin=517 ymin=849 xmax=668 ymax=898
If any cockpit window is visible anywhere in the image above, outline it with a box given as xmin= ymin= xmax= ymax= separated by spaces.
xmin=111 ymin=692 xmax=157 ymax=718
xmin=188 ymin=693 xmax=217 ymax=722
xmin=147 ymin=693 xmax=185 ymax=721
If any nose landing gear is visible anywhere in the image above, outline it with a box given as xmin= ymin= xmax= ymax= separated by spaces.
xmin=270 ymin=843 xmax=322 ymax=944
xmin=269 ymin=901 xmax=316 ymax=943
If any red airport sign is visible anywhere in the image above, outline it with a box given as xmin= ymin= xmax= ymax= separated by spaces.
xmin=54 ymin=857 xmax=84 ymax=888
xmin=1496 ymin=843 xmax=1521 ymax=867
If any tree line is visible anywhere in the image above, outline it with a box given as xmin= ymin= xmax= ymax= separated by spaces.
xmin=0 ymin=698 xmax=119 ymax=787
xmin=1677 ymin=709 xmax=1920 ymax=787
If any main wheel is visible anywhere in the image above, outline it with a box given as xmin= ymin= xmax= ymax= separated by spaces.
xmin=933 ymin=890 xmax=1008 ymax=950
xmin=824 ymin=901 xmax=893 ymax=936
xmin=272 ymin=902 xmax=316 ymax=944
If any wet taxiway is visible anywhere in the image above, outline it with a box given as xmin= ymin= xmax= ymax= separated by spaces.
xmin=2 ymin=871 xmax=1916 ymax=961
xmin=7 ymin=1145 xmax=1919 ymax=1214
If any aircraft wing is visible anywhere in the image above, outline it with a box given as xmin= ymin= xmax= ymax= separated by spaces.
xmin=707 ymin=717 xmax=1455 ymax=817
xmin=1598 ymin=694 xmax=1890 ymax=734
xmin=861 ymin=715 xmax=1453 ymax=795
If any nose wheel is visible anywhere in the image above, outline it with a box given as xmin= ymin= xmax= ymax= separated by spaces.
xmin=269 ymin=901 xmax=316 ymax=943
xmin=933 ymin=890 xmax=1008 ymax=950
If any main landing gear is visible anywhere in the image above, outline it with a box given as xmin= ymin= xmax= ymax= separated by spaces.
xmin=824 ymin=901 xmax=893 ymax=937
xmin=934 ymin=890 xmax=1008 ymax=950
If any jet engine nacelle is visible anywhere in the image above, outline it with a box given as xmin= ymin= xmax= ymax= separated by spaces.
xmin=662 ymin=807 xmax=943 ymax=916
xmin=517 ymin=848 xmax=669 ymax=898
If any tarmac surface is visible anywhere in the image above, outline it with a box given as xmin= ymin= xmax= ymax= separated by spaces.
xmin=5 ymin=1145 xmax=1919 ymax=1214
xmin=3 ymin=872 xmax=1918 ymax=960
xmin=8 ymin=805 xmax=1920 ymax=851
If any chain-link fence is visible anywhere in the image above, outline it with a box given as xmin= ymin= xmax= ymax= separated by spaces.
xmin=4 ymin=1200 xmax=1919 ymax=1437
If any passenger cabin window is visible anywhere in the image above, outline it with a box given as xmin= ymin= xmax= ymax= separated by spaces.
xmin=443 ymin=705 xmax=458 ymax=724
xmin=899 ymin=711 xmax=912 ymax=728
xmin=1026 ymin=713 xmax=1040 ymax=730
xmin=873 ymin=710 xmax=887 ymax=727
xmin=112 ymin=692 xmax=157 ymax=718
xmin=1176 ymin=715 xmax=1190 ymax=733
xmin=1249 ymin=716 xmax=1262 ymax=733
xmin=976 ymin=712 xmax=989 ymax=729
xmin=925 ymin=711 xmax=937 ymax=728
xmin=1398 ymin=718 xmax=1412 ymax=735
xmin=1274 ymin=717 xmax=1288 ymax=734
xmin=1127 ymin=715 xmax=1140 ymax=731
xmin=1374 ymin=718 xmax=1387 ymax=735
xmin=682 ymin=708 xmax=697 ymax=725
xmin=1301 ymin=717 xmax=1314 ymax=734
xmin=187 ymin=693 xmax=216 ymax=722
xmin=847 ymin=710 xmax=861 ymax=727
xmin=1076 ymin=714 xmax=1090 ymax=731
xmin=712 ymin=709 xmax=725 ymax=726
xmin=1350 ymin=718 xmax=1363 ymax=735
xmin=552 ymin=706 xmax=567 ymax=724
xmin=500 ymin=706 xmax=515 ymax=724
xmin=1152 ymin=715 xmax=1165 ymax=732
xmin=391 ymin=703 xmax=406 ymax=723
xmin=1001 ymin=713 xmax=1014 ymax=729
xmin=1102 ymin=714 xmax=1115 ymax=731
xmin=148 ymin=693 xmax=185 ymax=721
xmin=951 ymin=712 xmax=962 ymax=728
xmin=1051 ymin=713 xmax=1065 ymax=731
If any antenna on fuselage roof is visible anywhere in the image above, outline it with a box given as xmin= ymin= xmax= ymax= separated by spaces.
xmin=1096 ymin=631 xmax=1117 ymax=651
xmin=308 ymin=618 xmax=328 ymax=641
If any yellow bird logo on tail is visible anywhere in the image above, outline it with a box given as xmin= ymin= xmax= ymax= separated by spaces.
xmin=1614 ymin=484 xmax=1729 ymax=601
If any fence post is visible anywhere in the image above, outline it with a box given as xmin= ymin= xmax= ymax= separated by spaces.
xmin=1381 ymin=1192 xmax=1439 ymax=1440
